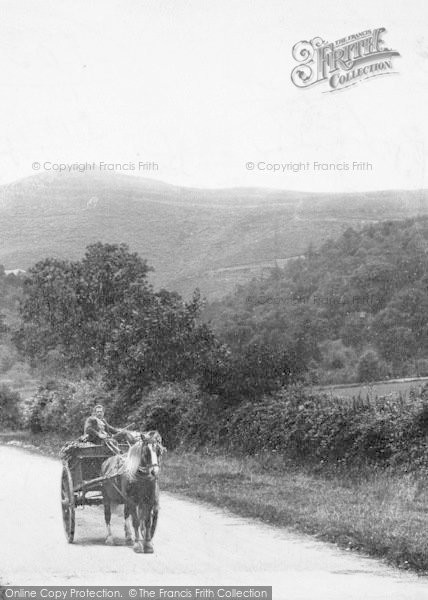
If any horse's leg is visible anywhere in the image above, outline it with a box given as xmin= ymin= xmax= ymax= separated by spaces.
xmin=149 ymin=485 xmax=159 ymax=542
xmin=142 ymin=505 xmax=154 ymax=554
xmin=124 ymin=503 xmax=133 ymax=545
xmin=150 ymin=508 xmax=158 ymax=538
xmin=103 ymin=496 xmax=114 ymax=545
xmin=140 ymin=504 xmax=153 ymax=554
xmin=131 ymin=505 xmax=143 ymax=553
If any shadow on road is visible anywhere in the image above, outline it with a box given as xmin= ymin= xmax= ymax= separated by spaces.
xmin=76 ymin=536 xmax=134 ymax=548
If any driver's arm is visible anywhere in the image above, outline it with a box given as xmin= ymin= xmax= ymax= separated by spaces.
xmin=105 ymin=421 xmax=121 ymax=435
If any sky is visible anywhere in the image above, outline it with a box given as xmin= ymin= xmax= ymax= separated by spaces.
xmin=0 ymin=0 xmax=427 ymax=192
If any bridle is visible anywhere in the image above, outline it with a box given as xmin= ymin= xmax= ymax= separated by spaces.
xmin=108 ymin=440 xmax=160 ymax=501
xmin=136 ymin=442 xmax=160 ymax=477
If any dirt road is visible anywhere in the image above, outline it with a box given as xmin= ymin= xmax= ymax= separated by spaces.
xmin=0 ymin=445 xmax=427 ymax=599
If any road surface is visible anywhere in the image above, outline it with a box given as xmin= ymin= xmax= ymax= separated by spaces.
xmin=0 ymin=445 xmax=427 ymax=599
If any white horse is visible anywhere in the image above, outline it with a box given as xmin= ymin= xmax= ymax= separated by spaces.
xmin=101 ymin=431 xmax=165 ymax=553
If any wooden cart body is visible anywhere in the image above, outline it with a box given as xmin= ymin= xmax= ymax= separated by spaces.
xmin=61 ymin=442 xmax=129 ymax=542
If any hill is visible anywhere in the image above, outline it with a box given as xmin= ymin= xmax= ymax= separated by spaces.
xmin=204 ymin=217 xmax=428 ymax=384
xmin=1 ymin=172 xmax=428 ymax=298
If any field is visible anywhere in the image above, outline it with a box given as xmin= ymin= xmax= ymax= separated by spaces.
xmin=314 ymin=377 xmax=428 ymax=401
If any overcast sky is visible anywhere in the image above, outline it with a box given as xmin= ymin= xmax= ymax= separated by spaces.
xmin=0 ymin=0 xmax=427 ymax=192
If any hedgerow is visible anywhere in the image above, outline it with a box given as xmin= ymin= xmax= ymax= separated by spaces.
xmin=25 ymin=377 xmax=115 ymax=435
xmin=129 ymin=383 xmax=428 ymax=471
xmin=24 ymin=376 xmax=428 ymax=471
xmin=0 ymin=384 xmax=22 ymax=429
xmin=129 ymin=381 xmax=220 ymax=449
xmin=221 ymin=386 xmax=428 ymax=469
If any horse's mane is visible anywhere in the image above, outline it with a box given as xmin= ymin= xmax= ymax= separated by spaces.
xmin=123 ymin=440 xmax=143 ymax=481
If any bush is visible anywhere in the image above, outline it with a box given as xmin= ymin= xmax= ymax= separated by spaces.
xmin=416 ymin=359 xmax=428 ymax=377
xmin=26 ymin=377 xmax=116 ymax=435
xmin=125 ymin=382 xmax=428 ymax=471
xmin=320 ymin=340 xmax=356 ymax=371
xmin=0 ymin=344 xmax=18 ymax=373
xmin=4 ymin=361 xmax=33 ymax=387
xmin=200 ymin=342 xmax=303 ymax=406
xmin=0 ymin=384 xmax=22 ymax=429
xmin=128 ymin=381 xmax=217 ymax=449
xmin=221 ymin=386 xmax=428 ymax=469
xmin=22 ymin=375 xmax=428 ymax=473
xmin=357 ymin=350 xmax=381 ymax=382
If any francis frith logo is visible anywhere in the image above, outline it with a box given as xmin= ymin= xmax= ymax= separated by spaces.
xmin=291 ymin=28 xmax=400 ymax=91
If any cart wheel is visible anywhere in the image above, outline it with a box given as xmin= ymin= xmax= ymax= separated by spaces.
xmin=61 ymin=464 xmax=75 ymax=543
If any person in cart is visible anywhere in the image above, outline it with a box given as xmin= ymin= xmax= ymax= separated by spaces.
xmin=83 ymin=404 xmax=122 ymax=453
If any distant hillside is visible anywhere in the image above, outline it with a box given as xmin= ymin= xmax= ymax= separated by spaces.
xmin=1 ymin=172 xmax=428 ymax=299
xmin=204 ymin=217 xmax=428 ymax=384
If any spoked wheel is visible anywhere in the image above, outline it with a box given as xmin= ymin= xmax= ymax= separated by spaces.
xmin=61 ymin=464 xmax=75 ymax=543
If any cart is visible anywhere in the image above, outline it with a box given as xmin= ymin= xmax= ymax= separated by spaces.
xmin=60 ymin=442 xmax=129 ymax=543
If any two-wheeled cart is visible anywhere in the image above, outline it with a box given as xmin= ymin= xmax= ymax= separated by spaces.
xmin=60 ymin=442 xmax=128 ymax=543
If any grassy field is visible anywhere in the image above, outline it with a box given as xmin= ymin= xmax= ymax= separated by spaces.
xmin=2 ymin=431 xmax=428 ymax=574
xmin=315 ymin=378 xmax=428 ymax=401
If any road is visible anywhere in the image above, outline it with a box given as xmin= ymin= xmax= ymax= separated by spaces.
xmin=0 ymin=445 xmax=427 ymax=599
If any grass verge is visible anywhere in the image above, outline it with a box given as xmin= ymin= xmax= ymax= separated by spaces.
xmin=2 ymin=431 xmax=428 ymax=575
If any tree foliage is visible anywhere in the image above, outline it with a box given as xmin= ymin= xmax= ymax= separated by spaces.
xmin=15 ymin=244 xmax=153 ymax=367
xmin=15 ymin=243 xmax=217 ymax=401
xmin=357 ymin=350 xmax=381 ymax=382
xmin=205 ymin=218 xmax=428 ymax=382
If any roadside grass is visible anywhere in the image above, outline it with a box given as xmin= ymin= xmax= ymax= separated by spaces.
xmin=2 ymin=431 xmax=428 ymax=574
xmin=160 ymin=451 xmax=428 ymax=573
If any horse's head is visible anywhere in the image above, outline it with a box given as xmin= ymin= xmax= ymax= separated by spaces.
xmin=124 ymin=431 xmax=166 ymax=481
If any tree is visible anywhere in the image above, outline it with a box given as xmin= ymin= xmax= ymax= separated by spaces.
xmin=15 ymin=243 xmax=153 ymax=368
xmin=0 ymin=385 xmax=21 ymax=429
xmin=14 ymin=258 xmax=80 ymax=364
xmin=200 ymin=341 xmax=305 ymax=406
xmin=15 ymin=243 xmax=222 ymax=403
xmin=357 ymin=350 xmax=381 ymax=382
xmin=372 ymin=324 xmax=416 ymax=367
xmin=205 ymin=217 xmax=428 ymax=384
xmin=104 ymin=289 xmax=218 ymax=399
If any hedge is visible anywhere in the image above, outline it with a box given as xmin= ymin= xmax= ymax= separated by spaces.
xmin=25 ymin=378 xmax=116 ymax=435
xmin=134 ymin=383 xmax=428 ymax=470
xmin=0 ymin=384 xmax=22 ymax=430
xmin=25 ymin=377 xmax=428 ymax=471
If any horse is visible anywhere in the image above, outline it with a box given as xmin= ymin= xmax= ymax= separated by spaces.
xmin=101 ymin=430 xmax=166 ymax=553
